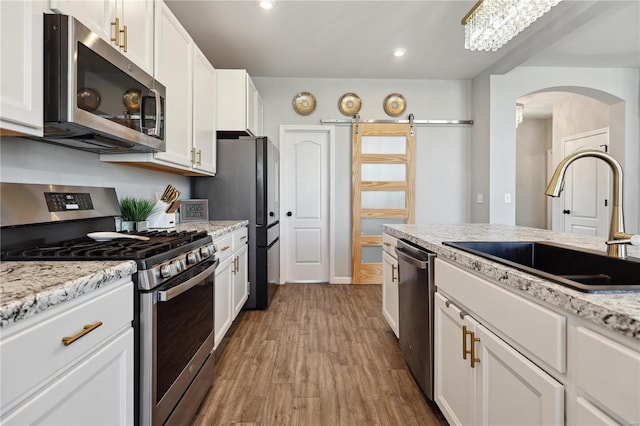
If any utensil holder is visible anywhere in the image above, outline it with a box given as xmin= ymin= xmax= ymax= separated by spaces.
xmin=147 ymin=199 xmax=176 ymax=229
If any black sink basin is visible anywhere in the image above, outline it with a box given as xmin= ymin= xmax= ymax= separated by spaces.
xmin=442 ymin=241 xmax=640 ymax=293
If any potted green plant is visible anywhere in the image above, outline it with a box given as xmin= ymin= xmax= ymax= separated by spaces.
xmin=120 ymin=197 xmax=157 ymax=232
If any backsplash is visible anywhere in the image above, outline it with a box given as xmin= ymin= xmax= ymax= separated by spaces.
xmin=0 ymin=137 xmax=190 ymax=200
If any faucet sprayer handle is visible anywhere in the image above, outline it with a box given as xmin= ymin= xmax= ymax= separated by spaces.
xmin=606 ymin=233 xmax=640 ymax=246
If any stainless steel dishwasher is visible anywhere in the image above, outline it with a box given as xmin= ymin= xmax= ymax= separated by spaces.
xmin=395 ymin=239 xmax=437 ymax=401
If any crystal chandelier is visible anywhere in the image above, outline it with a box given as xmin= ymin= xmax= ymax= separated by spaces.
xmin=462 ymin=0 xmax=563 ymax=51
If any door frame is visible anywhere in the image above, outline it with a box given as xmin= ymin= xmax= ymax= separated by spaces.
xmin=279 ymin=125 xmax=339 ymax=283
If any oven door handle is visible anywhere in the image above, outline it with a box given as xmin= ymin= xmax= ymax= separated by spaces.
xmin=158 ymin=259 xmax=218 ymax=302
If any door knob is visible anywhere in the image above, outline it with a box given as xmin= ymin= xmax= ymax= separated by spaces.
xmin=563 ymin=209 xmax=571 ymax=214
xmin=286 ymin=211 xmax=292 ymax=217
xmin=269 ymin=212 xmax=274 ymax=217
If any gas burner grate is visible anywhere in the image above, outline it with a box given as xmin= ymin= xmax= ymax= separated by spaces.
xmin=2 ymin=230 xmax=210 ymax=261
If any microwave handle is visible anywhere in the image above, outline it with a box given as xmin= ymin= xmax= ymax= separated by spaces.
xmin=151 ymin=88 xmax=161 ymax=137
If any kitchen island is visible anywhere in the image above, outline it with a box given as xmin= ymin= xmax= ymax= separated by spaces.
xmin=383 ymin=223 xmax=640 ymax=426
xmin=383 ymin=223 xmax=640 ymax=340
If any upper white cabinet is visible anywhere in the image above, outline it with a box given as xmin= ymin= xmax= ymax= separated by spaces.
xmin=192 ymin=45 xmax=217 ymax=175
xmin=101 ymin=0 xmax=217 ymax=176
xmin=217 ymin=69 xmax=263 ymax=137
xmin=152 ymin=0 xmax=193 ymax=167
xmin=0 ymin=0 xmax=43 ymax=136
xmin=49 ymin=0 xmax=154 ymax=75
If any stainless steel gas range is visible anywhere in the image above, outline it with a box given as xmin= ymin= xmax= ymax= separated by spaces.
xmin=0 ymin=183 xmax=217 ymax=426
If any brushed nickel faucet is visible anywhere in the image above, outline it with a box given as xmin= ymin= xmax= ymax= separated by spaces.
xmin=545 ymin=149 xmax=632 ymax=258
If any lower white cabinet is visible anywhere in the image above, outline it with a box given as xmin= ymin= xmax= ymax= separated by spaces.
xmin=381 ymin=233 xmax=399 ymax=338
xmin=212 ymin=226 xmax=249 ymax=350
xmin=0 ymin=278 xmax=134 ymax=425
xmin=435 ymin=292 xmax=564 ymax=426
xmin=3 ymin=329 xmax=133 ymax=425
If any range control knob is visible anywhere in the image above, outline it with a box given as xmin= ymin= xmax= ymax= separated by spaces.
xmin=200 ymin=246 xmax=211 ymax=258
xmin=172 ymin=260 xmax=184 ymax=273
xmin=187 ymin=252 xmax=198 ymax=265
xmin=160 ymin=264 xmax=172 ymax=278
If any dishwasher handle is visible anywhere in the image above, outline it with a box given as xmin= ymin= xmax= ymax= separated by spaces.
xmin=395 ymin=246 xmax=428 ymax=269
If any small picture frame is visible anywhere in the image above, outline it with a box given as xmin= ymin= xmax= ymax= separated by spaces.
xmin=179 ymin=199 xmax=209 ymax=223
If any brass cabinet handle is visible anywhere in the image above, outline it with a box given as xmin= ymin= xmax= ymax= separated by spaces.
xmin=240 ymin=235 xmax=247 ymax=241
xmin=191 ymin=148 xmax=197 ymax=164
xmin=462 ymin=325 xmax=472 ymax=360
xmin=383 ymin=242 xmax=391 ymax=247
xmin=470 ymin=331 xmax=481 ymax=368
xmin=391 ymin=264 xmax=397 ymax=282
xmin=234 ymin=256 xmax=239 ymax=274
xmin=220 ymin=245 xmax=230 ymax=251
xmin=197 ymin=149 xmax=202 ymax=166
xmin=111 ymin=18 xmax=120 ymax=46
xmin=62 ymin=321 xmax=103 ymax=346
xmin=119 ymin=25 xmax=128 ymax=52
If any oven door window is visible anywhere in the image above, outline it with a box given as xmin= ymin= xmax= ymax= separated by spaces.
xmin=155 ymin=260 xmax=214 ymax=402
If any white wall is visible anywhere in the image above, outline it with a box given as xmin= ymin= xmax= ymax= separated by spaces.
xmin=254 ymin=77 xmax=471 ymax=281
xmin=0 ymin=137 xmax=191 ymax=201
xmin=516 ymin=118 xmax=551 ymax=229
xmin=470 ymin=70 xmax=491 ymax=223
xmin=488 ymin=66 xmax=639 ymax=233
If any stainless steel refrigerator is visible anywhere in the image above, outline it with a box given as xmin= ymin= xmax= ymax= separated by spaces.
xmin=191 ymin=137 xmax=279 ymax=309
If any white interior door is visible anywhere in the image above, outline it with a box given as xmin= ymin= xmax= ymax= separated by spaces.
xmin=280 ymin=126 xmax=331 ymax=283
xmin=560 ymin=128 xmax=610 ymax=236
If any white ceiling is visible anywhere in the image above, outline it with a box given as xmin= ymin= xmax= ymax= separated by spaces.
xmin=164 ymin=0 xmax=639 ymax=80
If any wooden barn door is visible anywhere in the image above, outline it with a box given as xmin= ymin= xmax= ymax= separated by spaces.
xmin=352 ymin=122 xmax=415 ymax=284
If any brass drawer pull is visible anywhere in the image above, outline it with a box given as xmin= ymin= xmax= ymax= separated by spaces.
xmin=391 ymin=264 xmax=397 ymax=282
xmin=220 ymin=245 xmax=230 ymax=251
xmin=119 ymin=25 xmax=128 ymax=52
xmin=240 ymin=235 xmax=247 ymax=240
xmin=470 ymin=331 xmax=481 ymax=368
xmin=62 ymin=321 xmax=103 ymax=346
xmin=462 ymin=325 xmax=472 ymax=360
xmin=111 ymin=18 xmax=120 ymax=46
xmin=383 ymin=242 xmax=391 ymax=246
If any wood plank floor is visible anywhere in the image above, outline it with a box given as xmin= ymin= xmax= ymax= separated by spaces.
xmin=191 ymin=284 xmax=447 ymax=426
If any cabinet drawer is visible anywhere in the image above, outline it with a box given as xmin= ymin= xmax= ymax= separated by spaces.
xmin=1 ymin=279 xmax=133 ymax=410
xmin=574 ymin=326 xmax=640 ymax=424
xmin=233 ymin=227 xmax=248 ymax=249
xmin=382 ymin=233 xmax=398 ymax=257
xmin=435 ymin=259 xmax=566 ymax=373
xmin=214 ymin=234 xmax=233 ymax=262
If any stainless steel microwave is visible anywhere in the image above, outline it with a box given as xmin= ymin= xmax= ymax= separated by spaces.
xmin=42 ymin=14 xmax=166 ymax=154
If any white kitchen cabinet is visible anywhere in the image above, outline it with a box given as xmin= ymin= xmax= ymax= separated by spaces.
xmin=49 ymin=0 xmax=154 ymax=74
xmin=434 ymin=292 xmax=564 ymax=426
xmin=101 ymin=1 xmax=217 ymax=176
xmin=0 ymin=278 xmax=134 ymax=424
xmin=212 ymin=226 xmax=249 ymax=350
xmin=192 ymin=45 xmax=217 ymax=175
xmin=232 ymin=238 xmax=249 ymax=317
xmin=217 ymin=69 xmax=263 ymax=136
xmin=152 ymin=0 xmax=193 ymax=167
xmin=214 ymin=255 xmax=233 ymax=349
xmin=381 ymin=233 xmax=399 ymax=338
xmin=572 ymin=325 xmax=640 ymax=425
xmin=0 ymin=0 xmax=43 ymax=137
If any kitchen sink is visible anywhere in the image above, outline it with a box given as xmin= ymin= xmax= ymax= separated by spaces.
xmin=442 ymin=241 xmax=640 ymax=293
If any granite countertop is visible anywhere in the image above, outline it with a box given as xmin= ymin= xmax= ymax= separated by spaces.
xmin=382 ymin=223 xmax=640 ymax=341
xmin=176 ymin=220 xmax=248 ymax=239
xmin=0 ymin=261 xmax=136 ymax=327
xmin=0 ymin=221 xmax=247 ymax=328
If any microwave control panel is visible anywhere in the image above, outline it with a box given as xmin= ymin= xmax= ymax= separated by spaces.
xmin=45 ymin=192 xmax=94 ymax=212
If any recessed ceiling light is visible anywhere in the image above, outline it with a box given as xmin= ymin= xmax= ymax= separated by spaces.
xmin=259 ymin=0 xmax=275 ymax=10
xmin=393 ymin=48 xmax=406 ymax=57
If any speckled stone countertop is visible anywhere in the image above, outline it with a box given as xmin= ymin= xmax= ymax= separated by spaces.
xmin=382 ymin=223 xmax=640 ymax=341
xmin=176 ymin=220 xmax=248 ymax=239
xmin=0 ymin=261 xmax=136 ymax=327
